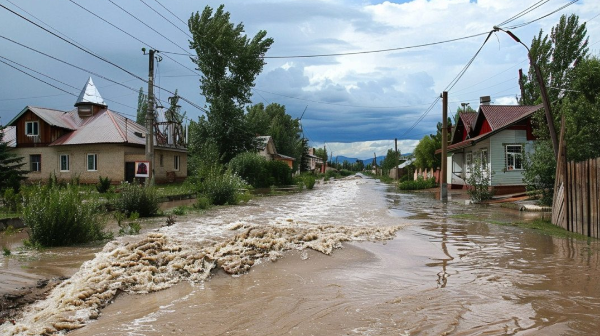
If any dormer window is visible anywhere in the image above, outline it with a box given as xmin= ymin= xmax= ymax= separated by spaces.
xmin=78 ymin=106 xmax=92 ymax=117
xmin=25 ymin=121 xmax=39 ymax=136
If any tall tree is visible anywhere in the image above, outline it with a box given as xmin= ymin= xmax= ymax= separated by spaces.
xmin=135 ymin=87 xmax=148 ymax=125
xmin=413 ymin=135 xmax=440 ymax=169
xmin=188 ymin=5 xmax=274 ymax=163
xmin=0 ymin=126 xmax=26 ymax=191
xmin=381 ymin=148 xmax=401 ymax=174
xmin=245 ymin=103 xmax=303 ymax=170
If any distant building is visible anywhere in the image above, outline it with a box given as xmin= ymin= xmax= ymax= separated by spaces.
xmin=256 ymin=135 xmax=295 ymax=169
xmin=3 ymin=77 xmax=187 ymax=184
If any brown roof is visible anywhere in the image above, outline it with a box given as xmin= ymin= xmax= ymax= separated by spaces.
xmin=460 ymin=112 xmax=478 ymax=133
xmin=478 ymin=104 xmax=542 ymax=131
xmin=439 ymin=104 xmax=543 ymax=154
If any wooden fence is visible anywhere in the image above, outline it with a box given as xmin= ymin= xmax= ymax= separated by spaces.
xmin=552 ymin=119 xmax=600 ymax=238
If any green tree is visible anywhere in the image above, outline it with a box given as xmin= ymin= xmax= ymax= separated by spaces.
xmin=136 ymin=87 xmax=148 ymax=125
xmin=453 ymin=105 xmax=476 ymax=126
xmin=245 ymin=103 xmax=303 ymax=170
xmin=413 ymin=135 xmax=440 ymax=169
xmin=314 ymin=147 xmax=328 ymax=163
xmin=188 ymin=5 xmax=274 ymax=163
xmin=0 ymin=126 xmax=26 ymax=192
xmin=354 ymin=159 xmax=364 ymax=172
xmin=381 ymin=148 xmax=401 ymax=174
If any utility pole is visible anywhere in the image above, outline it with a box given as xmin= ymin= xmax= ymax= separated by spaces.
xmin=518 ymin=69 xmax=526 ymax=105
xmin=144 ymin=48 xmax=156 ymax=180
xmin=495 ymin=27 xmax=559 ymax=158
xmin=440 ymin=91 xmax=448 ymax=201
xmin=394 ymin=138 xmax=399 ymax=180
xmin=374 ymin=152 xmax=377 ymax=176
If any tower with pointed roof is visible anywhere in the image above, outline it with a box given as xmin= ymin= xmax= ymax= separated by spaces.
xmin=75 ymin=77 xmax=107 ymax=118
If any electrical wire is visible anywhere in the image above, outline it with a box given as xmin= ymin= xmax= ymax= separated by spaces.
xmin=446 ymin=31 xmax=495 ymax=92
xmin=0 ymin=58 xmax=77 ymax=97
xmin=497 ymin=0 xmax=550 ymax=27
xmin=139 ymin=0 xmax=192 ymax=39
xmin=450 ymin=58 xmax=528 ymax=94
xmin=153 ymin=0 xmax=187 ymax=26
xmin=504 ymin=0 xmax=580 ymax=30
xmin=66 ymin=0 xmax=198 ymax=75
xmin=106 ymin=0 xmax=189 ymax=54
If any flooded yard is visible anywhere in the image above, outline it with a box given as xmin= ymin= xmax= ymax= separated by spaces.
xmin=2 ymin=176 xmax=600 ymax=335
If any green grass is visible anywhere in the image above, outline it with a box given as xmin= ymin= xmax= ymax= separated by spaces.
xmin=450 ymin=213 xmax=479 ymax=220
xmin=497 ymin=219 xmax=590 ymax=240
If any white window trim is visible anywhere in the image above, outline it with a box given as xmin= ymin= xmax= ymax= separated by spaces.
xmin=506 ymin=145 xmax=523 ymax=171
xmin=87 ymin=153 xmax=98 ymax=171
xmin=465 ymin=152 xmax=473 ymax=173
xmin=480 ymin=148 xmax=488 ymax=168
xmin=25 ymin=121 xmax=39 ymax=136
xmin=174 ymin=155 xmax=180 ymax=171
xmin=59 ymin=154 xmax=70 ymax=172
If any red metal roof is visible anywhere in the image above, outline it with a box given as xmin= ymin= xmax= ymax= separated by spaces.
xmin=440 ymin=104 xmax=543 ymax=154
xmin=478 ymin=104 xmax=542 ymax=132
xmin=460 ymin=112 xmax=478 ymax=133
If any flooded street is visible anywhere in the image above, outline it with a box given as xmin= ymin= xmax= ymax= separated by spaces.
xmin=2 ymin=176 xmax=600 ymax=335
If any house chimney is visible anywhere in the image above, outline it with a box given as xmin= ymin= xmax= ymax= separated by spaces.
xmin=480 ymin=96 xmax=491 ymax=105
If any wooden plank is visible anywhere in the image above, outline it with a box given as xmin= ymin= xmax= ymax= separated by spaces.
xmin=584 ymin=160 xmax=589 ymax=237
xmin=595 ymin=158 xmax=600 ymax=238
xmin=592 ymin=158 xmax=598 ymax=238
xmin=577 ymin=161 xmax=583 ymax=235
xmin=567 ymin=161 xmax=573 ymax=232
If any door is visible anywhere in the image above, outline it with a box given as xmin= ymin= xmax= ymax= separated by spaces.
xmin=125 ymin=162 xmax=135 ymax=183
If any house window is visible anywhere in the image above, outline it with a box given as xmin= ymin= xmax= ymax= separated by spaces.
xmin=30 ymin=154 xmax=41 ymax=172
xmin=506 ymin=145 xmax=523 ymax=170
xmin=174 ymin=155 xmax=180 ymax=171
xmin=59 ymin=154 xmax=69 ymax=172
xmin=160 ymin=154 xmax=164 ymax=167
xmin=87 ymin=154 xmax=98 ymax=171
xmin=466 ymin=152 xmax=472 ymax=173
xmin=481 ymin=149 xmax=488 ymax=168
xmin=25 ymin=121 xmax=39 ymax=136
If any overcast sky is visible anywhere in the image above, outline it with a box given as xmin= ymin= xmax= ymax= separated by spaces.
xmin=1 ymin=0 xmax=599 ymax=159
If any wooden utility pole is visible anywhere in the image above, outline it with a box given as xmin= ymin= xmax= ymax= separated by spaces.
xmin=374 ymin=152 xmax=378 ymax=176
xmin=145 ymin=49 xmax=156 ymax=180
xmin=518 ymin=69 xmax=526 ymax=105
xmin=394 ymin=138 xmax=399 ymax=180
xmin=440 ymin=91 xmax=448 ymax=201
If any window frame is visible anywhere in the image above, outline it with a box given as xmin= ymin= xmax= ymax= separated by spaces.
xmin=506 ymin=145 xmax=523 ymax=171
xmin=25 ymin=121 xmax=39 ymax=136
xmin=59 ymin=154 xmax=70 ymax=172
xmin=465 ymin=152 xmax=473 ymax=173
xmin=480 ymin=148 xmax=488 ymax=169
xmin=30 ymin=154 xmax=41 ymax=172
xmin=87 ymin=153 xmax=98 ymax=171
xmin=174 ymin=155 xmax=180 ymax=171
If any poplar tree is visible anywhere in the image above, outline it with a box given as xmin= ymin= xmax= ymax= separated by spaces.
xmin=188 ymin=5 xmax=274 ymax=163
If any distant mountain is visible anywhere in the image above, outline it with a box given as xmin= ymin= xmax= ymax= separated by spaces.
xmin=331 ymin=153 xmax=413 ymax=166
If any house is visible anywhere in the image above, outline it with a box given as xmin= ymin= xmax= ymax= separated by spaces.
xmin=3 ymin=77 xmax=187 ymax=184
xmin=444 ymin=101 xmax=543 ymax=195
xmin=256 ymin=135 xmax=295 ymax=169
xmin=307 ymin=148 xmax=324 ymax=173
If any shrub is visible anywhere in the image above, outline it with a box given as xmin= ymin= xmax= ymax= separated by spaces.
xmin=96 ymin=176 xmax=111 ymax=193
xmin=115 ymin=211 xmax=141 ymax=236
xmin=22 ymin=184 xmax=108 ymax=247
xmin=325 ymin=170 xmax=339 ymax=180
xmin=172 ymin=206 xmax=187 ymax=216
xmin=2 ymin=188 xmax=20 ymax=212
xmin=228 ymin=152 xmax=268 ymax=188
xmin=197 ymin=168 xmax=247 ymax=206
xmin=195 ymin=195 xmax=211 ymax=210
xmin=265 ymin=160 xmax=293 ymax=186
xmin=339 ymin=169 xmax=353 ymax=177
xmin=398 ymin=176 xmax=437 ymax=190
xmin=302 ymin=174 xmax=316 ymax=190
xmin=114 ymin=181 xmax=159 ymax=217
xmin=467 ymin=156 xmax=493 ymax=203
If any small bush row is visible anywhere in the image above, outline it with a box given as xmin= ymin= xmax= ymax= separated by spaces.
xmin=228 ymin=152 xmax=293 ymax=188
xmin=398 ymin=176 xmax=437 ymax=190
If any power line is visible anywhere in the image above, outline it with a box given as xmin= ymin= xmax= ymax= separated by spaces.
xmin=446 ymin=31 xmax=495 ymax=92
xmin=450 ymin=58 xmax=528 ymax=94
xmin=138 ymin=0 xmax=192 ymax=39
xmin=497 ymin=0 xmax=550 ymax=27
xmin=504 ymin=0 xmax=580 ymax=30
xmin=153 ymin=0 xmax=188 ymax=26
xmin=106 ymin=0 xmax=189 ymax=55
xmin=263 ymin=32 xmax=492 ymax=59
xmin=66 ymin=0 xmax=198 ymax=75
xmin=0 ymin=58 xmax=77 ymax=97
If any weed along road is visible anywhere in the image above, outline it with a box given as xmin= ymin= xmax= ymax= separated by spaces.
xmin=2 ymin=175 xmax=600 ymax=335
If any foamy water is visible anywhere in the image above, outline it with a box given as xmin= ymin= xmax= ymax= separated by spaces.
xmin=2 ymin=176 xmax=404 ymax=335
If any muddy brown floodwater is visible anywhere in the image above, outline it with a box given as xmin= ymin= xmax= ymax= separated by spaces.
xmin=2 ymin=175 xmax=600 ymax=335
